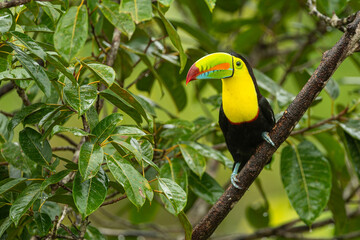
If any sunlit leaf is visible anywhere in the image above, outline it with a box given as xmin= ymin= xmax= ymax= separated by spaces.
xmin=10 ymin=31 xmax=47 ymax=61
xmin=63 ymin=82 xmax=97 ymax=116
xmin=54 ymin=5 xmax=88 ymax=62
xmin=51 ymin=125 xmax=93 ymax=137
xmin=158 ymin=178 xmax=187 ymax=215
xmin=82 ymin=62 xmax=116 ymax=87
xmin=0 ymin=9 xmax=14 ymax=34
xmin=79 ymin=142 xmax=104 ymax=180
xmin=120 ymin=0 xmax=152 ymax=23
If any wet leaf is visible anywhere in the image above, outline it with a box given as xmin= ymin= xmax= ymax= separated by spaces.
xmin=189 ymin=172 xmax=223 ymax=204
xmin=34 ymin=212 xmax=52 ymax=236
xmin=0 ymin=178 xmax=27 ymax=195
xmin=158 ymin=178 xmax=187 ymax=215
xmin=91 ymin=113 xmax=123 ymax=144
xmin=10 ymin=31 xmax=47 ymax=61
xmin=281 ymin=141 xmax=332 ymax=225
xmin=82 ymin=62 xmax=116 ymax=87
xmin=179 ymin=143 xmax=206 ymax=177
xmin=54 ymin=5 xmax=88 ymax=62
xmin=0 ymin=9 xmax=14 ymax=34
xmin=73 ymin=168 xmax=108 ymax=218
xmin=79 ymin=142 xmax=104 ymax=180
xmin=63 ymin=83 xmax=97 ymax=116
xmin=120 ymin=0 xmax=152 ymax=23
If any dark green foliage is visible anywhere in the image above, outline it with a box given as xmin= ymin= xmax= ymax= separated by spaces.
xmin=0 ymin=0 xmax=359 ymax=239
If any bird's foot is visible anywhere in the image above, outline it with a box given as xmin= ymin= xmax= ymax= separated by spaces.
xmin=262 ymin=132 xmax=275 ymax=147
xmin=231 ymin=162 xmax=242 ymax=189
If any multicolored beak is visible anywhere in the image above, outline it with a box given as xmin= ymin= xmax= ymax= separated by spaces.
xmin=186 ymin=52 xmax=234 ymax=85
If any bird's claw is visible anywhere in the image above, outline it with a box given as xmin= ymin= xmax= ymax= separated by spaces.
xmin=231 ymin=173 xmax=242 ymax=189
xmin=262 ymin=132 xmax=275 ymax=147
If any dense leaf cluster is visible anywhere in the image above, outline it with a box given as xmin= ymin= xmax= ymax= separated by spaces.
xmin=0 ymin=0 xmax=360 ymax=239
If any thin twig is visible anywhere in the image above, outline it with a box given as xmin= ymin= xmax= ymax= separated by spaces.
xmin=101 ymin=195 xmax=127 ymax=206
xmin=0 ymin=82 xmax=15 ymax=98
xmin=0 ymin=110 xmax=14 ymax=117
xmin=52 ymin=146 xmax=77 ymax=152
xmin=55 ymin=134 xmax=78 ymax=147
xmin=14 ymin=84 xmax=30 ymax=106
xmin=291 ymin=107 xmax=348 ymax=135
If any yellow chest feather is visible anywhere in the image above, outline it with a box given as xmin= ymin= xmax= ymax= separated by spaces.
xmin=221 ymin=69 xmax=259 ymax=124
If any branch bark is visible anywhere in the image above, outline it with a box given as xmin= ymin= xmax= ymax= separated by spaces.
xmin=191 ymin=11 xmax=360 ymax=240
xmin=0 ymin=0 xmax=54 ymax=9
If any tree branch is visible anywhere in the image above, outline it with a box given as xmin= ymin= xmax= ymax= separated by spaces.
xmin=0 ymin=82 xmax=15 ymax=98
xmin=191 ymin=11 xmax=360 ymax=240
xmin=0 ymin=0 xmax=54 ymax=9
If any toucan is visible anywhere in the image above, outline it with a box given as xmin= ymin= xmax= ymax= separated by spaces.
xmin=186 ymin=52 xmax=275 ymax=189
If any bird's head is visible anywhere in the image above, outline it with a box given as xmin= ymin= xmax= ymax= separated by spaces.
xmin=186 ymin=52 xmax=248 ymax=85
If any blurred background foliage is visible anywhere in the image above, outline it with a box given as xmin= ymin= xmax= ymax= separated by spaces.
xmin=0 ymin=0 xmax=360 ymax=239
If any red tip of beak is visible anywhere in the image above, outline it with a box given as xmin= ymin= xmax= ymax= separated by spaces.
xmin=186 ymin=64 xmax=200 ymax=85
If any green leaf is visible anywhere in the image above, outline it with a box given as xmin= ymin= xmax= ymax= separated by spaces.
xmin=111 ymin=125 xmax=147 ymax=138
xmin=107 ymin=154 xmax=153 ymax=208
xmin=82 ymin=62 xmax=116 ymax=87
xmin=156 ymin=7 xmax=187 ymax=73
xmin=183 ymin=141 xmax=232 ymax=169
xmin=0 ymin=178 xmax=27 ymax=195
xmin=54 ymin=5 xmax=88 ymax=62
xmin=10 ymin=183 xmax=42 ymax=226
xmin=34 ymin=212 xmax=52 ymax=236
xmin=51 ymin=125 xmax=93 ymax=137
xmin=178 ymin=211 xmax=192 ymax=240
xmin=0 ymin=9 xmax=14 ymax=34
xmin=324 ymin=78 xmax=340 ymax=100
xmin=97 ymin=0 xmax=135 ymax=37
xmin=204 ymin=0 xmax=216 ymax=12
xmin=189 ymin=172 xmax=223 ymax=204
xmin=339 ymin=120 xmax=360 ymax=141
xmin=160 ymin=159 xmax=188 ymax=191
xmin=112 ymin=140 xmax=142 ymax=164
xmin=0 ymin=142 xmax=31 ymax=174
xmin=158 ymin=0 xmax=174 ymax=7
xmin=63 ymin=83 xmax=97 ymax=116
xmin=109 ymin=83 xmax=149 ymax=122
xmin=10 ymin=31 xmax=47 ymax=61
xmin=79 ymin=142 xmax=104 ymax=180
xmin=100 ymin=91 xmax=142 ymax=124
xmin=246 ymin=203 xmax=270 ymax=229
xmin=19 ymin=127 xmax=52 ymax=166
xmin=317 ymin=0 xmax=347 ymax=15
xmin=253 ymin=69 xmax=294 ymax=108
xmin=281 ymin=141 xmax=332 ymax=225
xmin=342 ymin=132 xmax=360 ymax=180
xmin=85 ymin=225 xmax=106 ymax=240
xmin=92 ymin=113 xmax=123 ymax=144
xmin=158 ymin=178 xmax=187 ymax=215
xmin=22 ymin=25 xmax=53 ymax=33
xmin=139 ymin=140 xmax=159 ymax=172
xmin=0 ymin=68 xmax=32 ymax=81
xmin=7 ymin=103 xmax=44 ymax=133
xmin=0 ymin=217 xmax=12 ymax=238
xmin=73 ymin=168 xmax=108 ymax=218
xmin=41 ymin=170 xmax=71 ymax=190
xmin=328 ymin=173 xmax=347 ymax=233
xmin=179 ymin=143 xmax=206 ymax=177
xmin=120 ymin=0 xmax=152 ymax=23
xmin=46 ymin=54 xmax=76 ymax=84
xmin=7 ymin=42 xmax=51 ymax=97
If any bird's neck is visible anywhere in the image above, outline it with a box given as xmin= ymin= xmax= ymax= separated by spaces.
xmin=221 ymin=69 xmax=259 ymax=124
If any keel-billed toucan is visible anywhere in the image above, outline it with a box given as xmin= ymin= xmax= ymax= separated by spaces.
xmin=186 ymin=52 xmax=275 ymax=189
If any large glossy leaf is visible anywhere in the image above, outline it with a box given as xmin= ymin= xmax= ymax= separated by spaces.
xmin=7 ymin=42 xmax=51 ymax=98
xmin=0 ymin=68 xmax=32 ymax=81
xmin=139 ymin=140 xmax=159 ymax=172
xmin=112 ymin=140 xmax=142 ymax=163
xmin=189 ymin=172 xmax=223 ymax=204
xmin=54 ymin=5 xmax=88 ymax=62
xmin=79 ymin=142 xmax=104 ymax=180
xmin=120 ymin=0 xmax=152 ymax=23
xmin=160 ymin=159 xmax=188 ymax=191
xmin=63 ymin=83 xmax=97 ymax=116
xmin=156 ymin=7 xmax=187 ymax=73
xmin=41 ymin=170 xmax=72 ymax=190
xmin=0 ymin=9 xmax=14 ymax=34
xmin=91 ymin=113 xmax=123 ymax=144
xmin=97 ymin=0 xmax=135 ymax=37
xmin=0 ymin=217 xmax=12 ymax=238
xmin=82 ymin=62 xmax=116 ymax=87
xmin=106 ymin=154 xmax=153 ymax=208
xmin=0 ymin=142 xmax=31 ymax=174
xmin=179 ymin=143 xmax=206 ymax=177
xmin=85 ymin=225 xmax=106 ymax=240
xmin=0 ymin=178 xmax=27 ymax=195
xmin=9 ymin=183 xmax=42 ymax=226
xmin=19 ymin=127 xmax=52 ymax=166
xmin=158 ymin=178 xmax=187 ymax=215
xmin=10 ymin=31 xmax=46 ymax=61
xmin=281 ymin=141 xmax=332 ymax=225
xmin=73 ymin=168 xmax=108 ymax=218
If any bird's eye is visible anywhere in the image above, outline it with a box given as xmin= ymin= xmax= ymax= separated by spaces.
xmin=236 ymin=61 xmax=241 ymax=67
